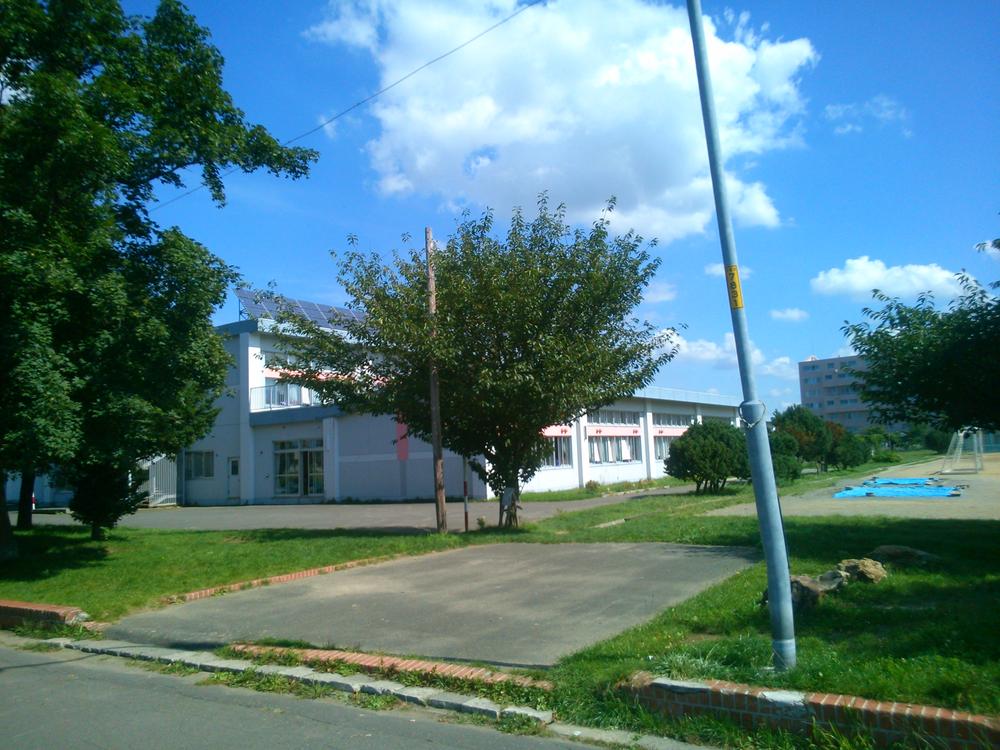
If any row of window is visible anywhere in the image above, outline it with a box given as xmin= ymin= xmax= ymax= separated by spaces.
xmin=589 ymin=409 xmax=641 ymax=425
xmin=652 ymin=413 xmax=694 ymax=426
xmin=539 ymin=435 xmax=676 ymax=468
xmin=802 ymin=360 xmax=857 ymax=372
xmin=589 ymin=410 xmax=703 ymax=426
xmin=188 ymin=431 xmax=684 ymax=485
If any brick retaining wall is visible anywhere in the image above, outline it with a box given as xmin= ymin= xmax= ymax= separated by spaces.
xmin=625 ymin=674 xmax=998 ymax=749
xmin=0 ymin=599 xmax=88 ymax=628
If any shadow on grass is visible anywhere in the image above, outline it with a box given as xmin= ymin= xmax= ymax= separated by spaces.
xmin=1 ymin=528 xmax=110 ymax=583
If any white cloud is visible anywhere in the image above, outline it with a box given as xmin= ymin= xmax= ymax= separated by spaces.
xmin=306 ymin=0 xmax=818 ymax=241
xmin=770 ymin=307 xmax=808 ymax=322
xmin=673 ymin=332 xmax=796 ymax=379
xmin=705 ymin=262 xmax=752 ymax=278
xmin=825 ymin=94 xmax=911 ymax=137
xmin=810 ymin=256 xmax=962 ymax=300
xmin=644 ymin=281 xmax=678 ymax=304
xmin=759 ymin=355 xmax=797 ymax=380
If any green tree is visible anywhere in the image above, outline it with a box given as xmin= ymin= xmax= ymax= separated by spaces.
xmin=772 ymin=405 xmax=833 ymax=470
xmin=924 ymin=427 xmax=952 ymax=454
xmin=277 ymin=198 xmax=673 ymax=527
xmin=62 ymin=231 xmax=238 ymax=539
xmin=666 ymin=420 xmax=748 ymax=493
xmin=861 ymin=425 xmax=889 ymax=453
xmin=843 ymin=270 xmax=1000 ymax=432
xmin=768 ymin=429 xmax=802 ymax=484
xmin=1 ymin=0 xmax=316 ymax=546
xmin=825 ymin=422 xmax=867 ymax=470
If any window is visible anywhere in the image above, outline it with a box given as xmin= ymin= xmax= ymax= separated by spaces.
xmin=589 ymin=435 xmax=642 ymax=464
xmin=185 ymin=451 xmax=214 ymax=480
xmin=540 ymin=437 xmax=573 ymax=468
xmin=264 ymin=378 xmax=301 ymax=407
xmin=654 ymin=436 xmax=672 ymax=461
xmin=274 ymin=439 xmax=324 ymax=496
xmin=261 ymin=350 xmax=298 ymax=368
xmin=653 ymin=413 xmax=692 ymax=426
xmin=590 ymin=409 xmax=640 ymax=425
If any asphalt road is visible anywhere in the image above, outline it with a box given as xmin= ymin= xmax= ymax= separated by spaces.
xmin=19 ymin=486 xmax=692 ymax=532
xmin=0 ymin=643 xmax=583 ymax=750
xmin=107 ymin=542 xmax=756 ymax=667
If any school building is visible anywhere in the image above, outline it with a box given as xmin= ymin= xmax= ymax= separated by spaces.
xmin=175 ymin=292 xmax=740 ymax=505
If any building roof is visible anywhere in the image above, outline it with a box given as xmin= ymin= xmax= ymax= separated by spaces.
xmin=235 ymin=288 xmax=361 ymax=332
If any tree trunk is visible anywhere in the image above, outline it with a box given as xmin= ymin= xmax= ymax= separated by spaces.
xmin=499 ymin=484 xmax=520 ymax=529
xmin=0 ymin=476 xmax=18 ymax=560
xmin=90 ymin=520 xmax=105 ymax=541
xmin=16 ymin=468 xmax=35 ymax=530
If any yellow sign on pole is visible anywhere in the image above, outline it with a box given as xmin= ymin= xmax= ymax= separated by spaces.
xmin=725 ymin=264 xmax=744 ymax=309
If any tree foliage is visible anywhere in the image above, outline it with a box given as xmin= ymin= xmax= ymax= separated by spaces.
xmin=277 ymin=198 xmax=673 ymax=525
xmin=772 ymin=405 xmax=833 ymax=469
xmin=825 ymin=422 xmax=867 ymax=470
xmin=768 ymin=429 xmax=802 ymax=484
xmin=666 ymin=421 xmax=748 ymax=493
xmin=843 ymin=271 xmax=1000 ymax=432
xmin=0 ymin=0 xmax=315 ymax=544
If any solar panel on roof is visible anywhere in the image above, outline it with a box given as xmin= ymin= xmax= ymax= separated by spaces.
xmin=235 ymin=287 xmax=362 ymax=331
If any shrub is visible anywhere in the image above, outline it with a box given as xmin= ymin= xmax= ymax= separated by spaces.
xmin=666 ymin=421 xmax=748 ymax=493
xmin=872 ymin=450 xmax=901 ymax=463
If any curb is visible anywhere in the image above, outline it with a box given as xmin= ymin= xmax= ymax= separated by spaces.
xmin=230 ymin=644 xmax=553 ymax=691
xmin=49 ymin=637 xmax=554 ymax=724
xmin=625 ymin=673 xmax=999 ymax=750
xmin=161 ymin=554 xmax=401 ymax=604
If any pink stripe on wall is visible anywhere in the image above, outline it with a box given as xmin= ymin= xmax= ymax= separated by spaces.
xmin=542 ymin=425 xmax=573 ymax=437
xmin=586 ymin=425 xmax=643 ymax=437
xmin=652 ymin=427 xmax=687 ymax=437
xmin=395 ymin=421 xmax=409 ymax=461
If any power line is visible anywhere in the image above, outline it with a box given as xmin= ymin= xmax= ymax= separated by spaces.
xmin=152 ymin=0 xmax=544 ymax=213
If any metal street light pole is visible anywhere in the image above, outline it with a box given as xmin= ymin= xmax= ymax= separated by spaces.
xmin=685 ymin=0 xmax=796 ymax=670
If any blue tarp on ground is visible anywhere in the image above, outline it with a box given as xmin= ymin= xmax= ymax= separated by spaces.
xmin=834 ymin=486 xmax=959 ymax=498
xmin=866 ymin=477 xmax=937 ymax=485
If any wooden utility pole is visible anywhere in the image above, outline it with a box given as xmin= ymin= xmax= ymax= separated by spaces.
xmin=425 ymin=227 xmax=447 ymax=532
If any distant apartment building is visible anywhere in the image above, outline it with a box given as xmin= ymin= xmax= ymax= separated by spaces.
xmin=798 ymin=355 xmax=871 ymax=432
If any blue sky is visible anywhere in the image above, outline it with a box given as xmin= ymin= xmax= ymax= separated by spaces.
xmin=130 ymin=0 xmax=999 ymax=409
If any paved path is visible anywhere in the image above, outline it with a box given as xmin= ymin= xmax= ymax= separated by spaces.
xmin=708 ymin=455 xmax=1000 ymax=520
xmin=107 ymin=542 xmax=756 ymax=667
xmin=21 ymin=487 xmax=691 ymax=532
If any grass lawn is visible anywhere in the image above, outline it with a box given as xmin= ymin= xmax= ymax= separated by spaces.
xmin=519 ymin=475 xmax=688 ymax=502
xmin=0 ymin=527 xmax=464 ymax=621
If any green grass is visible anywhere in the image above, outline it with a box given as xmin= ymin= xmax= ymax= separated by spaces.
xmin=0 ymin=526 xmax=464 ymax=621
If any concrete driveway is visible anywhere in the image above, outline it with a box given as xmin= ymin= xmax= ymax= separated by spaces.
xmin=107 ymin=542 xmax=756 ymax=667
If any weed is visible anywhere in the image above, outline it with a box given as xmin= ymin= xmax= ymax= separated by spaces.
xmin=130 ymin=659 xmax=199 ymax=676
xmin=351 ymin=693 xmax=400 ymax=711
xmin=11 ymin=622 xmax=97 ymax=641
xmin=496 ymin=713 xmax=544 ymax=735
xmin=18 ymin=641 xmax=61 ymax=653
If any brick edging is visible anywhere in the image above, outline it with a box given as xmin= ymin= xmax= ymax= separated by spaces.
xmin=0 ymin=599 xmax=88 ymax=628
xmin=161 ymin=555 xmax=401 ymax=604
xmin=624 ymin=673 xmax=999 ymax=750
xmin=231 ymin=644 xmax=553 ymax=691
